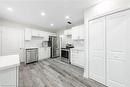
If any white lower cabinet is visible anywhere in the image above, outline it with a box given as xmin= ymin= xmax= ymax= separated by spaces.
xmin=38 ymin=48 xmax=45 ymax=60
xmin=88 ymin=9 xmax=130 ymax=87
xmin=71 ymin=50 xmax=78 ymax=65
xmin=38 ymin=47 xmax=50 ymax=60
xmin=71 ymin=49 xmax=85 ymax=68
xmin=0 ymin=67 xmax=19 ymax=87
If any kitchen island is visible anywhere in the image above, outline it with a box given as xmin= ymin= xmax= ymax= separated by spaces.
xmin=0 ymin=55 xmax=20 ymax=87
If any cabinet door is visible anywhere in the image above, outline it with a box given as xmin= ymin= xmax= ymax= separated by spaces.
xmin=32 ymin=29 xmax=44 ymax=37
xmin=38 ymin=31 xmax=44 ymax=37
xmin=64 ymin=29 xmax=72 ymax=35
xmin=38 ymin=48 xmax=45 ymax=60
xmin=0 ymin=67 xmax=17 ymax=86
xmin=71 ymin=51 xmax=78 ymax=65
xmin=2 ymin=27 xmax=24 ymax=56
xmin=25 ymin=28 xmax=31 ymax=40
xmin=43 ymin=32 xmax=49 ymax=41
xmin=106 ymin=10 xmax=130 ymax=87
xmin=64 ymin=30 xmax=68 ymax=35
xmin=72 ymin=28 xmax=78 ymax=40
xmin=79 ymin=26 xmax=85 ymax=40
xmin=78 ymin=50 xmax=85 ymax=68
xmin=32 ymin=29 xmax=37 ymax=36
xmin=89 ymin=17 xmax=106 ymax=85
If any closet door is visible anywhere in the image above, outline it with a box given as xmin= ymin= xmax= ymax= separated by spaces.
xmin=89 ymin=17 xmax=106 ymax=85
xmin=106 ymin=10 xmax=130 ymax=87
xmin=0 ymin=28 xmax=2 ymax=56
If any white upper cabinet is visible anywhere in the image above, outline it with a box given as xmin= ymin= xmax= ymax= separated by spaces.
xmin=25 ymin=28 xmax=50 ymax=41
xmin=64 ymin=29 xmax=72 ymax=36
xmin=71 ymin=27 xmax=78 ymax=40
xmin=78 ymin=25 xmax=85 ymax=40
xmin=32 ymin=29 xmax=44 ymax=37
xmin=25 ymin=28 xmax=32 ymax=40
xmin=43 ymin=32 xmax=49 ymax=41
xmin=72 ymin=25 xmax=85 ymax=40
xmin=64 ymin=25 xmax=85 ymax=40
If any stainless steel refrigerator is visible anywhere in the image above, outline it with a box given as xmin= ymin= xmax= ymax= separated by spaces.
xmin=48 ymin=36 xmax=58 ymax=58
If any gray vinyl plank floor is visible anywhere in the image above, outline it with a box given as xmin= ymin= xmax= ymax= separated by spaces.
xmin=19 ymin=58 xmax=107 ymax=87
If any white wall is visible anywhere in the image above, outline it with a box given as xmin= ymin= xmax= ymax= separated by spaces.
xmin=84 ymin=0 xmax=130 ymax=78
xmin=0 ymin=19 xmax=52 ymax=62
xmin=0 ymin=19 xmax=53 ymax=32
xmin=24 ymin=37 xmax=44 ymax=48
xmin=56 ymin=30 xmax=66 ymax=48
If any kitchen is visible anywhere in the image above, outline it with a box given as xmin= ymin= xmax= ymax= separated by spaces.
xmin=0 ymin=0 xmax=130 ymax=87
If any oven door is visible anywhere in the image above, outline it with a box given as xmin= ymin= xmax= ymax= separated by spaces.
xmin=61 ymin=50 xmax=69 ymax=58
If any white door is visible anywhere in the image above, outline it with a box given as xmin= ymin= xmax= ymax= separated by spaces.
xmin=106 ymin=10 xmax=130 ymax=87
xmin=89 ymin=17 xmax=106 ymax=85
xmin=2 ymin=27 xmax=24 ymax=56
xmin=0 ymin=28 xmax=2 ymax=56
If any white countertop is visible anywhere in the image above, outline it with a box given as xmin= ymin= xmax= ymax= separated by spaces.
xmin=24 ymin=47 xmax=51 ymax=49
xmin=0 ymin=55 xmax=20 ymax=71
xmin=71 ymin=48 xmax=86 ymax=51
xmin=24 ymin=47 xmax=39 ymax=49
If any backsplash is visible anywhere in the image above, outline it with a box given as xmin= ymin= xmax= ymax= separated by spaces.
xmin=24 ymin=37 xmax=48 ymax=48
xmin=73 ymin=40 xmax=85 ymax=48
xmin=64 ymin=35 xmax=85 ymax=49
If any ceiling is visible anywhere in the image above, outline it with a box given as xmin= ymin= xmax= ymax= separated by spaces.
xmin=0 ymin=0 xmax=102 ymax=32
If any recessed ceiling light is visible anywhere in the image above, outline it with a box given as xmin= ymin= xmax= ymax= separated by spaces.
xmin=65 ymin=16 xmax=70 ymax=19
xmin=7 ymin=7 xmax=13 ymax=12
xmin=41 ymin=12 xmax=45 ymax=16
xmin=50 ymin=24 xmax=54 ymax=27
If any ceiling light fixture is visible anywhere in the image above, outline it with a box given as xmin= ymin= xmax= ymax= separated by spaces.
xmin=65 ymin=16 xmax=70 ymax=19
xmin=41 ymin=12 xmax=45 ymax=16
xmin=7 ymin=7 xmax=13 ymax=12
xmin=50 ymin=24 xmax=54 ymax=27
